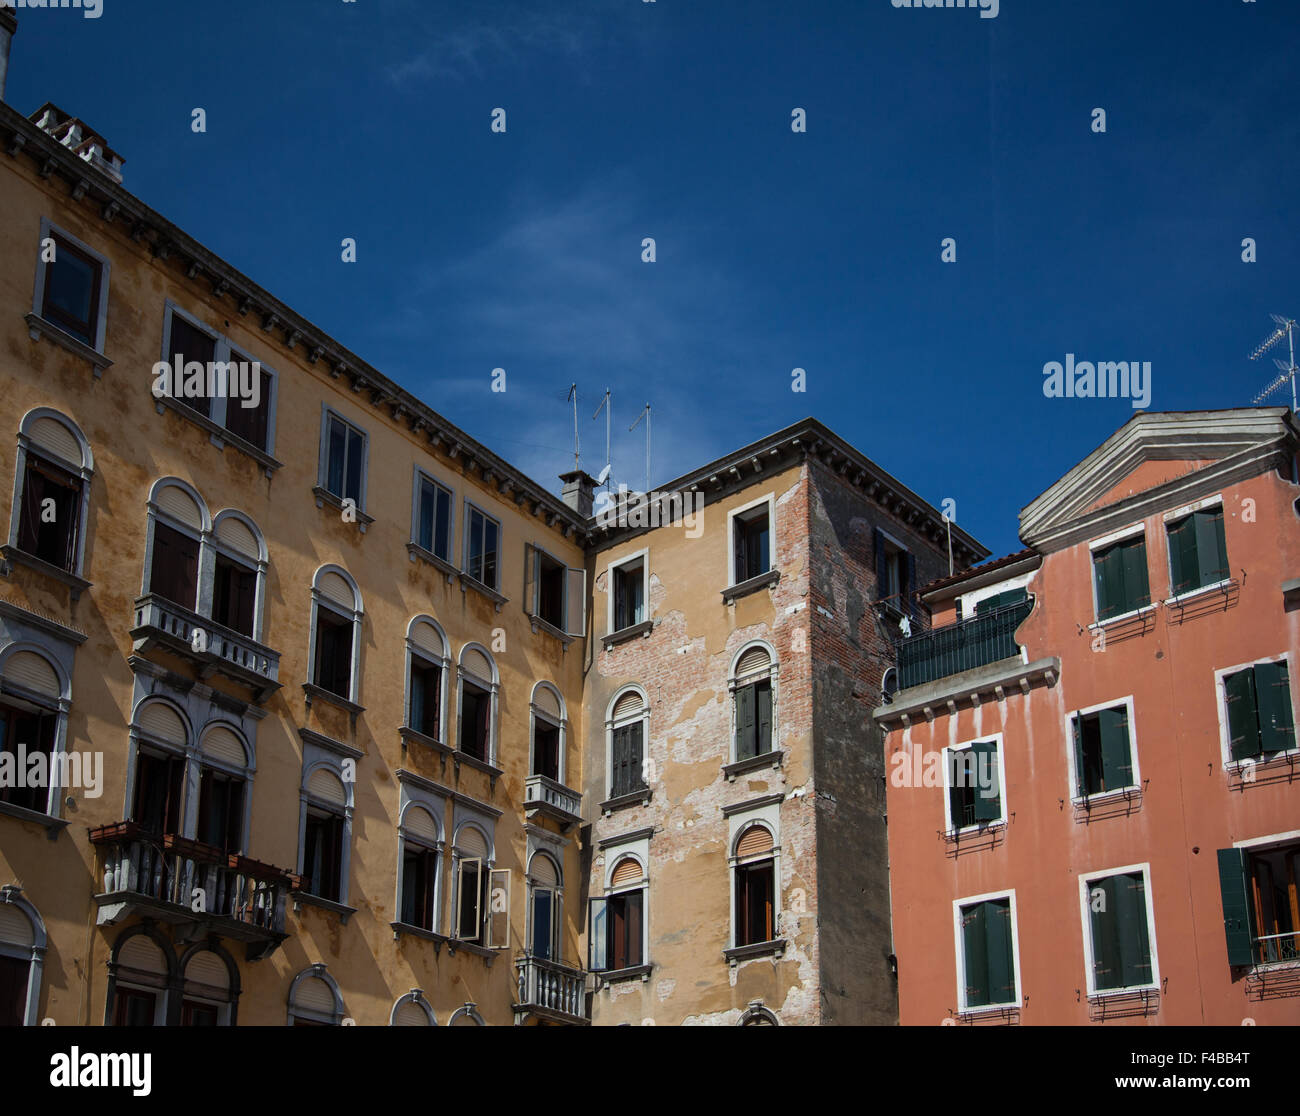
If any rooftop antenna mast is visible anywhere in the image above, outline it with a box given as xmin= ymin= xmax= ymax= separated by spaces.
xmin=592 ymin=389 xmax=613 ymax=488
xmin=629 ymin=403 xmax=651 ymax=493
xmin=1250 ymin=314 xmax=1298 ymax=413
xmin=566 ymin=383 xmax=580 ymax=470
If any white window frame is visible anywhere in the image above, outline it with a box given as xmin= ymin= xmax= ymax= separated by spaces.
xmin=1213 ymin=651 xmax=1298 ymax=772
xmin=0 ymin=886 xmax=47 ymax=1026
xmin=1162 ymin=494 xmax=1230 ymax=604
xmin=593 ymin=840 xmax=650 ymax=976
xmin=1088 ymin=522 xmax=1153 ymax=627
xmin=529 ymin=681 xmax=568 ymax=786
xmin=209 ymin=509 xmax=269 ymax=643
xmin=296 ymin=746 xmax=356 ymax=909
xmin=455 ymin=643 xmax=500 ymax=766
xmin=728 ymin=640 xmax=779 ymax=765
xmin=0 ymin=643 xmax=73 ymax=820
xmin=286 ymin=964 xmax=344 ymax=1026
xmin=317 ymin=405 xmax=369 ymax=513
xmin=605 ymin=685 xmax=649 ymax=801
xmin=606 ymin=547 xmax=649 ymax=635
xmin=526 ymin=849 xmax=564 ymax=961
xmin=450 ymin=814 xmax=497 ymax=945
xmin=1077 ymin=861 xmax=1160 ymax=998
xmin=9 ymin=407 xmax=95 ymax=579
xmin=726 ymin=493 xmax=775 ymax=588
xmin=951 ymin=888 xmax=1023 ymax=1014
xmin=395 ymin=789 xmax=446 ymax=937
xmin=32 ymin=217 xmax=111 ymax=354
xmin=1064 ymin=695 xmax=1141 ymax=803
xmin=141 ymin=477 xmax=212 ymax=614
xmin=462 ymin=501 xmax=502 ymax=591
xmin=941 ymin=733 xmax=1006 ymax=836
xmin=307 ymin=565 xmax=364 ymax=705
xmin=727 ymin=812 xmax=782 ymax=950
xmin=404 ymin=616 xmax=450 ymax=744
xmin=410 ymin=466 xmax=456 ymax=565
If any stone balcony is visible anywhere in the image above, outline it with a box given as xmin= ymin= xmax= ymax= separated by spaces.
xmin=523 ymin=773 xmax=582 ymax=831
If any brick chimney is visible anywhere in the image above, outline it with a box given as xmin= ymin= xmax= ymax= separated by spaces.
xmin=29 ymin=102 xmax=124 ymax=183
xmin=0 ymin=8 xmax=16 ymax=104
xmin=559 ymin=470 xmax=597 ymax=518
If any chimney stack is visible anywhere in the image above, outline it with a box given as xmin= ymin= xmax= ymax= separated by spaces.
xmin=559 ymin=470 xmax=597 ymax=519
xmin=0 ymin=9 xmax=16 ymax=104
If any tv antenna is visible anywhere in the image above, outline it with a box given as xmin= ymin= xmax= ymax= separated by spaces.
xmin=629 ymin=403 xmax=651 ymax=493
xmin=1250 ymin=314 xmax=1298 ymax=412
xmin=592 ymin=388 xmax=613 ymax=488
xmin=565 ymin=384 xmax=581 ymax=469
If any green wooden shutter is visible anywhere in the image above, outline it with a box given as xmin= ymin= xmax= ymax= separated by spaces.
xmin=961 ymin=903 xmax=990 ymax=1007
xmin=973 ymin=739 xmax=1001 ymax=822
xmin=947 ymin=750 xmax=966 ymax=830
xmin=985 ymin=898 xmax=1016 ymax=1004
xmin=1167 ymin=517 xmax=1194 ymax=595
xmin=735 ymin=684 xmax=757 ymax=760
xmin=1098 ymin=706 xmax=1133 ymax=791
xmin=1116 ymin=872 xmax=1153 ymax=987
xmin=756 ymin=682 xmax=773 ymax=756
xmin=1071 ymin=716 xmax=1087 ymax=797
xmin=1253 ymin=660 xmax=1295 ymax=756
xmin=629 ymin=722 xmax=644 ymax=789
xmin=1224 ymin=668 xmax=1261 ymax=761
xmin=1089 ymin=876 xmax=1122 ymax=990
xmin=1120 ymin=538 xmax=1151 ymax=611
xmin=1216 ymin=848 xmax=1257 ymax=966
xmin=1093 ymin=548 xmax=1114 ymax=619
xmin=1194 ymin=508 xmax=1228 ymax=586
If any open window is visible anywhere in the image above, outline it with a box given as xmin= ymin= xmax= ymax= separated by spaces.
xmin=1223 ymin=658 xmax=1295 ymax=763
xmin=453 ymin=822 xmax=494 ymax=943
xmin=527 ymin=853 xmax=560 ymax=960
xmin=400 ymin=823 xmax=439 ymax=931
xmin=731 ymin=500 xmax=772 ymax=585
xmin=456 ymin=645 xmax=498 ymax=765
xmin=1070 ymin=702 xmax=1137 ymax=798
xmin=10 ymin=409 xmax=94 ymax=581
xmin=525 ymin=544 xmax=586 ymax=638
xmin=309 ymin=566 xmax=362 ymax=704
xmin=945 ymin=739 xmax=1002 ymax=831
xmin=1217 ymin=840 xmax=1300 ymax=967
xmin=0 ymin=677 xmax=58 ymax=815
xmin=609 ymin=553 xmax=647 ymax=634
xmin=874 ymin=527 xmax=917 ymax=619
xmin=733 ymin=825 xmax=776 ymax=947
xmin=530 ymin=682 xmax=566 ymax=784
xmin=589 ymin=855 xmax=645 ymax=974
xmin=300 ymin=766 xmax=348 ymax=904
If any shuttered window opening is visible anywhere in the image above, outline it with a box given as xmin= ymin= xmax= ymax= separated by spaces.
xmin=1072 ymin=707 xmax=1134 ymax=796
xmin=611 ymin=689 xmax=644 ymax=723
xmin=201 ymin=725 xmax=246 ymax=768
xmin=960 ymin=898 xmax=1017 ymax=1008
xmin=735 ymin=644 xmax=772 ymax=680
xmin=530 ymin=853 xmax=559 ymax=887
xmin=1088 ymin=872 xmax=1153 ymax=992
xmin=735 ymin=680 xmax=773 ymax=760
xmin=118 ymin=935 xmax=168 ymax=975
xmin=307 ymin=767 xmax=347 ymax=807
xmin=1226 ymin=660 xmax=1296 ymax=761
xmin=394 ymin=1001 xmax=430 ymax=1026
xmin=1092 ymin=536 xmax=1152 ymax=621
xmin=610 ymin=856 xmax=643 ymax=888
xmin=137 ymin=701 xmax=186 ymax=744
xmin=0 ymin=903 xmax=35 ymax=948
xmin=155 ymin=484 xmax=203 ymax=530
xmin=28 ymin=416 xmax=82 ymax=467
xmin=456 ymin=824 xmax=489 ymax=859
xmin=2 ymin=651 xmax=60 ymax=698
xmin=215 ymin=515 xmax=259 ymax=561
xmin=409 ymin=619 xmax=445 ymax=657
xmin=317 ymin=571 xmax=356 ymax=611
xmin=736 ymin=825 xmax=774 ymax=860
xmin=462 ymin=647 xmax=492 ymax=684
xmin=533 ymin=685 xmax=562 ymax=720
xmin=293 ymin=976 xmax=336 ymax=1015
xmin=403 ymin=805 xmax=439 ymax=842
xmin=948 ymin=741 xmax=1001 ymax=829
xmin=184 ymin=950 xmax=230 ymax=993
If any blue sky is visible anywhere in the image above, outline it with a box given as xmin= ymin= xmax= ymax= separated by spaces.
xmin=8 ymin=0 xmax=1298 ymax=558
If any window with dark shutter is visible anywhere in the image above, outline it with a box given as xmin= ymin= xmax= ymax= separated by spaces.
xmin=1225 ymin=661 xmax=1296 ymax=761
xmin=533 ymin=721 xmax=560 ymax=781
xmin=401 ymin=847 xmax=437 ymax=930
xmin=212 ymin=553 xmax=257 ymax=637
xmin=0 ymin=954 xmax=29 ymax=1028
xmin=132 ymin=749 xmax=185 ymax=837
xmin=167 ymin=314 xmax=217 ymax=419
xmin=734 ymin=680 xmax=773 ymax=760
xmin=196 ymin=767 xmax=244 ymax=854
xmin=1094 ymin=536 xmax=1151 ymax=620
xmin=1073 ymin=706 xmax=1135 ymax=796
xmin=611 ymin=722 xmax=645 ymax=797
xmin=736 ymin=861 xmax=775 ymax=946
xmin=1168 ymin=508 xmax=1229 ymax=596
xmin=960 ymin=897 xmax=1016 ymax=1009
xmin=149 ymin=522 xmax=200 ymax=611
xmin=313 ymin=609 xmax=353 ymax=699
xmin=460 ymin=682 xmax=491 ymax=761
xmin=613 ymin=559 xmax=645 ymax=631
xmin=17 ymin=458 xmax=81 ymax=572
xmin=303 ymin=810 xmax=344 ymax=902
xmin=408 ymin=660 xmax=442 ymax=739
xmin=0 ymin=703 xmax=56 ymax=814
xmin=43 ymin=235 xmax=103 ymax=347
xmin=1088 ymin=872 xmax=1153 ymax=991
xmin=223 ymin=363 xmax=271 ymax=450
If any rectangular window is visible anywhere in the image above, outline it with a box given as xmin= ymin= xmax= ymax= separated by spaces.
xmin=17 ymin=457 xmax=81 ymax=572
xmin=149 ymin=522 xmax=200 ymax=611
xmin=0 ymin=702 xmax=56 ymax=814
xmin=735 ymin=861 xmax=775 ymax=946
xmin=610 ymin=722 xmax=645 ymax=798
xmin=1072 ymin=705 xmax=1135 ymax=797
xmin=0 ymin=954 xmax=29 ymax=1027
xmin=464 ymin=506 xmax=500 ymax=590
xmin=415 ymin=475 xmax=453 ymax=562
xmin=533 ymin=721 xmax=560 ymax=781
xmin=1167 ymin=506 xmax=1228 ymax=597
xmin=734 ymin=679 xmax=773 ymax=760
xmin=196 ymin=767 xmax=244 ymax=855
xmin=1093 ymin=535 xmax=1151 ymax=621
xmin=958 ymin=897 xmax=1017 ymax=1009
xmin=181 ymin=1000 xmax=220 ymax=1027
xmin=874 ymin=528 xmax=917 ymax=617
xmin=1217 ymin=842 xmax=1300 ymax=967
xmin=456 ymin=857 xmax=484 ymax=940
xmin=947 ymin=740 xmax=1001 ymax=830
xmin=1225 ymin=660 xmax=1295 ymax=761
xmin=112 ymin=988 xmax=158 ymax=1027
xmin=531 ymin=887 xmax=556 ymax=961
xmin=536 ymin=550 xmax=566 ymax=628
xmin=132 ymin=749 xmax=184 ymax=837
xmin=608 ymin=890 xmax=643 ymax=969
xmin=212 ymin=553 xmax=257 ymax=637
xmin=41 ymin=234 xmax=104 ymax=347
xmin=302 ymin=809 xmax=344 ymax=902
xmin=733 ymin=504 xmax=771 ymax=583
xmin=222 ymin=358 xmax=272 ymax=451
xmin=166 ymin=314 xmax=217 ymax=419
xmin=613 ymin=558 xmax=645 ymax=632
xmin=313 ymin=609 xmax=353 ymax=699
xmin=401 ymin=846 xmax=438 ymax=931
xmin=408 ymin=660 xmax=442 ymax=739
xmin=1086 ymin=871 xmax=1154 ymax=992
xmin=324 ymin=413 xmax=366 ymax=506
xmin=459 ymin=682 xmax=490 ymax=761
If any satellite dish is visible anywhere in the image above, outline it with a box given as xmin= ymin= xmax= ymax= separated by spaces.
xmin=596 ymin=464 xmax=611 ymax=486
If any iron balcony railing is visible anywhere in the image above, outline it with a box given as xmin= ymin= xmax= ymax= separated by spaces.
xmin=895 ymin=597 xmax=1034 ymax=690
xmin=515 ymin=953 xmax=589 ymax=1022
xmin=1255 ymin=931 xmax=1300 ymax=966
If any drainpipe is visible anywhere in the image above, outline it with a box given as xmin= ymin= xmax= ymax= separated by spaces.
xmin=0 ymin=9 xmax=16 ymax=104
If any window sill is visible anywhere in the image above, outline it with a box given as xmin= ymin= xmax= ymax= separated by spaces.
xmin=291 ymin=892 xmax=356 ymax=924
xmin=25 ymin=313 xmax=113 ymax=377
xmin=1087 ymin=984 xmax=1158 ymax=1001
xmin=1164 ymin=578 xmax=1234 ymax=606
xmin=602 ymin=619 xmax=653 ymax=649
xmin=406 ymin=542 xmax=459 ymax=583
xmin=445 ymin=938 xmax=499 ymax=964
xmin=0 ymin=799 xmax=67 ymax=839
xmin=723 ymin=750 xmax=784 ymax=781
xmin=0 ymin=544 xmax=92 ymax=601
xmin=460 ymin=575 xmax=507 ymax=611
xmin=724 ymin=939 xmax=786 ymax=966
xmin=302 ymin=683 xmax=364 ymax=726
xmin=312 ymin=486 xmax=374 ymax=532
xmin=597 ymin=963 xmax=653 ymax=986
xmin=957 ymin=1001 xmax=1021 ymax=1020
xmin=528 ymin=612 xmax=575 ymax=649
xmin=390 ymin=921 xmax=449 ymax=952
xmin=600 ymin=787 xmax=652 ymax=815
xmin=454 ymin=750 xmax=504 ymax=787
xmin=1072 ymin=786 xmax=1141 ymax=807
xmin=943 ymin=820 xmax=1006 ymax=842
xmin=155 ymin=396 xmax=283 ymax=478
xmin=1226 ymin=750 xmax=1299 ymax=780
xmin=400 ymin=726 xmax=453 ymax=761
xmin=722 ymin=568 xmax=780 ymax=604
xmin=1089 ymin=604 xmax=1156 ymax=630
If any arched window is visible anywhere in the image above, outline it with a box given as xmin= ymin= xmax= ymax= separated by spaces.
xmin=210 ymin=510 xmax=268 ymax=640
xmin=108 ymin=926 xmax=176 ymax=1026
xmin=530 ymin=682 xmax=566 ymax=785
xmin=447 ymin=1001 xmax=485 ymax=1026
xmin=732 ymin=823 xmax=777 ymax=948
xmin=391 ymin=989 xmax=436 ymax=1026
xmin=590 ymin=854 xmax=645 ymax=975
xmin=128 ymin=698 xmax=190 ymax=838
xmin=308 ymin=565 xmax=363 ymax=704
xmin=143 ymin=478 xmax=210 ymax=613
xmin=0 ymin=886 xmax=47 ymax=1026
xmin=606 ymin=687 xmax=649 ymax=802
xmin=527 ymin=850 xmax=562 ymax=961
xmin=8 ymin=408 xmax=94 ymax=583
xmin=179 ymin=943 xmax=239 ymax=1026
xmin=730 ymin=642 xmax=777 ymax=764
xmin=738 ymin=1000 xmax=780 ymax=1025
xmin=0 ymin=645 xmax=70 ymax=817
xmin=195 ymin=723 xmax=251 ymax=855
xmin=397 ymin=802 xmax=442 ymax=933
xmin=298 ymin=761 xmax=351 ymax=905
xmin=287 ymin=964 xmax=343 ymax=1026
xmin=456 ymin=644 xmax=499 ymax=766
xmin=405 ymin=616 xmax=449 ymax=745
xmin=451 ymin=820 xmax=494 ymax=944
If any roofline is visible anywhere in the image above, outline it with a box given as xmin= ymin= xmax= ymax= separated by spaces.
xmin=919 ymin=550 xmax=1041 ymax=603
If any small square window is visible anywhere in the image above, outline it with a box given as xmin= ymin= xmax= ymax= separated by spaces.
xmin=41 ymin=234 xmax=104 ymax=347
